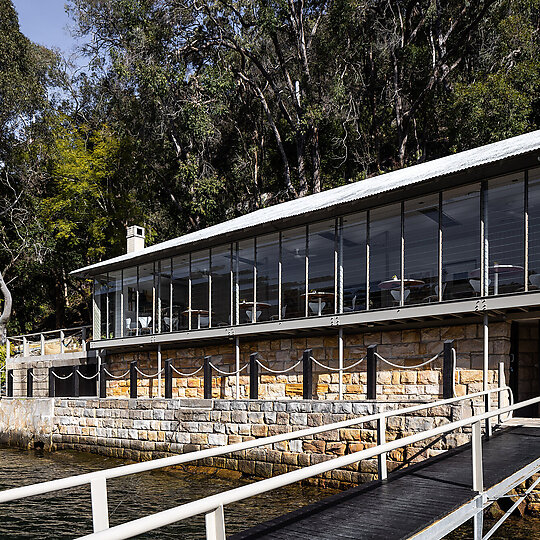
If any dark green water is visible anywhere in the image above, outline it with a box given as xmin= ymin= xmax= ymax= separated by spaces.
xmin=0 ymin=446 xmax=538 ymax=539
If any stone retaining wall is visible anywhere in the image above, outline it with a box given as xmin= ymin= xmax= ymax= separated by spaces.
xmin=52 ymin=397 xmax=473 ymax=489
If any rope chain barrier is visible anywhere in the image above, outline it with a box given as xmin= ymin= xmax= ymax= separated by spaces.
xmin=255 ymin=358 xmax=302 ymax=374
xmin=134 ymin=367 xmax=164 ymax=379
xmin=29 ymin=372 xmax=49 ymax=382
xmin=51 ymin=371 xmax=73 ymax=380
xmin=76 ymin=370 xmax=100 ymax=380
xmin=208 ymin=362 xmax=249 ymax=376
xmin=170 ymin=365 xmax=203 ymax=377
xmin=374 ymin=351 xmax=442 ymax=369
xmin=310 ymin=356 xmax=365 ymax=371
xmin=103 ymin=368 xmax=130 ymax=379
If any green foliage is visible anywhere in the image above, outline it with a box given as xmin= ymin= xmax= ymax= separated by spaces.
xmin=2 ymin=0 xmax=540 ymax=334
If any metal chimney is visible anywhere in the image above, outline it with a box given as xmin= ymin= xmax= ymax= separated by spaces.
xmin=127 ymin=225 xmax=145 ymax=253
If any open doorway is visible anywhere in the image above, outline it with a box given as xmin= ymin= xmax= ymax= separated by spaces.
xmin=510 ymin=320 xmax=540 ymax=417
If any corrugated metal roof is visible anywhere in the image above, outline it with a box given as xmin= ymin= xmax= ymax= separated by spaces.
xmin=72 ymin=130 xmax=540 ymax=277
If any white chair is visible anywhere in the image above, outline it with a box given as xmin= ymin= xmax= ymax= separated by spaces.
xmin=530 ymin=274 xmax=540 ymax=288
xmin=469 ymin=279 xmax=491 ymax=294
xmin=138 ymin=316 xmax=152 ymax=333
xmin=390 ymin=289 xmax=410 ymax=302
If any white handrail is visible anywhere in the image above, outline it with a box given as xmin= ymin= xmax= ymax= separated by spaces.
xmin=7 ymin=325 xmax=92 ymax=341
xmin=0 ymin=387 xmax=511 ymax=505
xmin=77 ymin=393 xmax=540 ymax=540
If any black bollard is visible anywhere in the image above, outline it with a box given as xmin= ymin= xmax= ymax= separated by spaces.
xmin=443 ymin=340 xmax=455 ymax=399
xmin=130 ymin=361 xmax=137 ymax=399
xmin=204 ymin=356 xmax=212 ymax=399
xmin=249 ymin=352 xmax=259 ymax=399
xmin=367 ymin=345 xmax=378 ymax=400
xmin=303 ymin=349 xmax=313 ymax=400
xmin=164 ymin=359 xmax=172 ymax=399
xmin=99 ymin=364 xmax=107 ymax=398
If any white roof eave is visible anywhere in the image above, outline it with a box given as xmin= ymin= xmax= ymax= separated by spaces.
xmin=72 ymin=130 xmax=540 ymax=278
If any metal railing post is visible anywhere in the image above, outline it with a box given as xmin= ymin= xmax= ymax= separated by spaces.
xmin=442 ymin=340 xmax=455 ymax=399
xmin=204 ymin=356 xmax=212 ymax=400
xmin=48 ymin=368 xmax=55 ymax=397
xmin=99 ymin=364 xmax=107 ymax=398
xmin=377 ymin=417 xmax=387 ymax=480
xmin=5 ymin=338 xmax=10 ymax=362
xmin=130 ymin=361 xmax=137 ymax=399
xmin=303 ymin=349 xmax=313 ymax=400
xmin=27 ymin=368 xmax=33 ymax=398
xmin=60 ymin=330 xmax=65 ymax=354
xmin=205 ymin=505 xmax=226 ymax=540
xmin=472 ymin=420 xmax=484 ymax=539
xmin=40 ymin=334 xmax=45 ymax=356
xmin=23 ymin=336 xmax=28 ymax=357
xmin=81 ymin=327 xmax=87 ymax=353
xmin=164 ymin=359 xmax=172 ymax=399
xmin=249 ymin=352 xmax=258 ymax=400
xmin=72 ymin=366 xmax=80 ymax=398
xmin=90 ymin=477 xmax=110 ymax=533
xmin=498 ymin=362 xmax=505 ymax=425
xmin=472 ymin=420 xmax=484 ymax=492
xmin=367 ymin=345 xmax=377 ymax=400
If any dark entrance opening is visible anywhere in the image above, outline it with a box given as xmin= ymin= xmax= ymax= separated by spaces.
xmin=510 ymin=320 xmax=540 ymax=417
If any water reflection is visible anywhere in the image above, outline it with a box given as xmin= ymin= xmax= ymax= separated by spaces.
xmin=0 ymin=446 xmax=333 ymax=539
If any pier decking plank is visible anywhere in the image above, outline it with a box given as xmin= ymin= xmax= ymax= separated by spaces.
xmin=231 ymin=425 xmax=540 ymax=540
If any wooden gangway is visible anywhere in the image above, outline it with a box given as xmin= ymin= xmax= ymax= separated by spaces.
xmin=0 ymin=389 xmax=539 ymax=540
xmin=232 ymin=420 xmax=540 ymax=540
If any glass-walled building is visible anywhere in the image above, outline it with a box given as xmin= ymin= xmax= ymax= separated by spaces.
xmin=76 ymin=132 xmax=540 ymax=343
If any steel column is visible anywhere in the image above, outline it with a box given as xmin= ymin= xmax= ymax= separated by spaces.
xmin=157 ymin=345 xmax=162 ymax=398
xmin=338 ymin=328 xmax=344 ymax=399
xmin=483 ymin=314 xmax=491 ymax=436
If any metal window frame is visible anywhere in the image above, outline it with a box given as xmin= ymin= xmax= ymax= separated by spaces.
xmin=525 ymin=170 xmax=529 ymax=292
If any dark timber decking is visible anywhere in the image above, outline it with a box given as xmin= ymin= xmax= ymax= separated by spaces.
xmin=231 ymin=424 xmax=540 ymax=540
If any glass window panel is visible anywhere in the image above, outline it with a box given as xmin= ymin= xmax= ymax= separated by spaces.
xmin=138 ymin=263 xmax=154 ymax=335
xmin=236 ymin=240 xmax=255 ymax=324
xmin=256 ymin=233 xmax=280 ymax=321
xmin=404 ymin=195 xmax=439 ymax=305
xmin=122 ymin=267 xmax=138 ymax=336
xmin=529 ymin=168 xmax=540 ymax=289
xmin=157 ymin=260 xmax=171 ymax=333
xmin=486 ymin=174 xmax=524 ymax=295
xmin=341 ymin=213 xmax=367 ymax=312
xmin=442 ymin=183 xmax=481 ymax=300
xmin=369 ymin=204 xmax=401 ymax=309
xmin=190 ymin=250 xmax=210 ymax=329
xmin=282 ymin=227 xmax=307 ymax=319
xmin=172 ymin=255 xmax=189 ymax=331
xmin=94 ymin=276 xmax=108 ymax=339
xmin=212 ymin=245 xmax=232 ymax=327
xmin=307 ymin=220 xmax=336 ymax=316
xmin=108 ymin=270 xmax=123 ymax=338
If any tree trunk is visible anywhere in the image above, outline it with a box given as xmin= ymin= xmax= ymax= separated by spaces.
xmin=0 ymin=269 xmax=13 ymax=347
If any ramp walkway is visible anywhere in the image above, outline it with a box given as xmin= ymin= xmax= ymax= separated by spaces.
xmin=231 ymin=422 xmax=540 ymax=540
xmin=0 ymin=387 xmax=539 ymax=540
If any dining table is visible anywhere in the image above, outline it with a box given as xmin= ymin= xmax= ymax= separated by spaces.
xmin=301 ymin=291 xmax=335 ymax=316
xmin=182 ymin=309 xmax=210 ymax=329
xmin=239 ymin=301 xmax=271 ymax=321
xmin=469 ymin=264 xmax=524 ymax=295
xmin=378 ymin=277 xmax=425 ymax=302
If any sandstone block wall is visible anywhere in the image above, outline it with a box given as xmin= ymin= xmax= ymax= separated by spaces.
xmin=103 ymin=322 xmax=508 ymax=400
xmin=52 ymin=397 xmax=473 ymax=489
